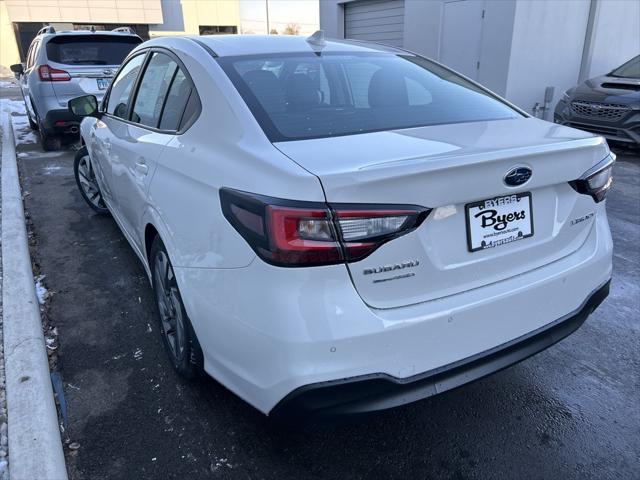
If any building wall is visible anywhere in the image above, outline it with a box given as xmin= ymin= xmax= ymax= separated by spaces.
xmin=505 ymin=0 xmax=591 ymax=116
xmin=3 ymin=0 xmax=163 ymax=24
xmin=149 ymin=0 xmax=240 ymax=36
xmin=318 ymin=0 xmax=345 ymax=39
xmin=475 ymin=0 xmax=516 ymax=97
xmin=0 ymin=1 xmax=21 ymax=75
xmin=0 ymin=0 xmax=241 ymax=72
xmin=403 ymin=0 xmax=441 ymax=59
xmin=585 ymin=0 xmax=640 ymax=79
xmin=319 ymin=0 xmax=514 ymax=96
xmin=319 ymin=0 xmax=639 ymax=118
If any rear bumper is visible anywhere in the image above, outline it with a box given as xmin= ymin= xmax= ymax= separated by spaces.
xmin=42 ymin=109 xmax=82 ymax=133
xmin=175 ymin=208 xmax=613 ymax=415
xmin=270 ymin=279 xmax=610 ymax=421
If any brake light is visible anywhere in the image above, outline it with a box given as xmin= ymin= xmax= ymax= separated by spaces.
xmin=570 ymin=154 xmax=615 ymax=203
xmin=220 ymin=188 xmax=431 ymax=267
xmin=38 ymin=65 xmax=71 ymax=82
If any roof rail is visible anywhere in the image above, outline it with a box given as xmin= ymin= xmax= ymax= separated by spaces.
xmin=111 ymin=26 xmax=136 ymax=34
xmin=37 ymin=25 xmax=56 ymax=36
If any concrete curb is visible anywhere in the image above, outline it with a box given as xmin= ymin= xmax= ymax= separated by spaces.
xmin=1 ymin=113 xmax=67 ymax=479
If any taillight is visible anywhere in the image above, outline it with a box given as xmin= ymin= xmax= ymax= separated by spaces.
xmin=570 ymin=154 xmax=615 ymax=203
xmin=38 ymin=65 xmax=71 ymax=82
xmin=220 ymin=188 xmax=431 ymax=267
xmin=334 ymin=209 xmax=427 ymax=262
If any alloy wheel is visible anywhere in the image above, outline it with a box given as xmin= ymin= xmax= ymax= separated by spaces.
xmin=154 ymin=250 xmax=186 ymax=361
xmin=76 ymin=155 xmax=106 ymax=210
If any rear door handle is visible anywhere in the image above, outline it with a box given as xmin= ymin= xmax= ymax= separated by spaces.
xmin=135 ymin=160 xmax=149 ymax=176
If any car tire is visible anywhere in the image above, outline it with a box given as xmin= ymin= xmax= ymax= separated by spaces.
xmin=27 ymin=97 xmax=39 ymax=130
xmin=150 ymin=237 xmax=204 ymax=379
xmin=37 ymin=116 xmax=60 ymax=151
xmin=74 ymin=146 xmax=110 ymax=215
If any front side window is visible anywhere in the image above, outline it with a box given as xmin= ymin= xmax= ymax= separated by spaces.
xmin=219 ymin=52 xmax=521 ymax=142
xmin=131 ymin=53 xmax=178 ymax=128
xmin=106 ymin=54 xmax=145 ymax=119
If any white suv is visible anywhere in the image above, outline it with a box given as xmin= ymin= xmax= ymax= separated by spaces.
xmin=10 ymin=26 xmax=141 ymax=150
xmin=69 ymin=35 xmax=613 ymax=421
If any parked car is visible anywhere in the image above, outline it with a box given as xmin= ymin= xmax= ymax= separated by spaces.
xmin=10 ymin=26 xmax=141 ymax=151
xmin=555 ymin=55 xmax=640 ymax=147
xmin=69 ymin=34 xmax=613 ymax=421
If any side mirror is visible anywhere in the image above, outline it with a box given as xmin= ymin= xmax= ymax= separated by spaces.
xmin=69 ymin=95 xmax=99 ymax=117
xmin=10 ymin=63 xmax=24 ymax=77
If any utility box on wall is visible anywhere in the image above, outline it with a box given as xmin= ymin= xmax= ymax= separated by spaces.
xmin=320 ymin=0 xmax=640 ymax=116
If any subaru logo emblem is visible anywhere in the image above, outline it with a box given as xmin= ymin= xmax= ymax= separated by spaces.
xmin=103 ymin=69 xmax=114 ymax=76
xmin=504 ymin=167 xmax=532 ymax=187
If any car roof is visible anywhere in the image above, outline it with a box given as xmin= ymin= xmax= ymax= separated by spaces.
xmin=143 ymin=34 xmax=409 ymax=58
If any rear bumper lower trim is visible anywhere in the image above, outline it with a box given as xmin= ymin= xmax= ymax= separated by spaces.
xmin=269 ymin=279 xmax=611 ymax=421
xmin=43 ymin=109 xmax=81 ymax=131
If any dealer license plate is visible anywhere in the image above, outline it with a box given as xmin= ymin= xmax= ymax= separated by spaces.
xmin=465 ymin=192 xmax=533 ymax=252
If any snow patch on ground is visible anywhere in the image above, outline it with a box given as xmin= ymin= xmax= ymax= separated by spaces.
xmin=42 ymin=166 xmax=63 ymax=175
xmin=0 ymin=81 xmax=17 ymax=89
xmin=1 ymin=98 xmax=35 ymax=146
xmin=35 ymin=275 xmax=49 ymax=305
xmin=14 ymin=129 xmax=37 ymax=145
xmin=18 ymin=151 xmax=60 ymax=159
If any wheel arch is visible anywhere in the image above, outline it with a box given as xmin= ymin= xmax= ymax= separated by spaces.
xmin=144 ymin=223 xmax=159 ymax=267
xmin=140 ymin=206 xmax=182 ymax=275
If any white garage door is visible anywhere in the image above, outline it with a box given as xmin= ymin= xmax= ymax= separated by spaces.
xmin=344 ymin=0 xmax=405 ymax=47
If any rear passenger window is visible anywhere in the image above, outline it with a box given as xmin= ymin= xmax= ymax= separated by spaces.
xmin=158 ymin=69 xmax=193 ymax=131
xmin=131 ymin=53 xmax=178 ymax=128
xmin=107 ymin=54 xmax=145 ymax=119
xmin=177 ymin=88 xmax=201 ymax=131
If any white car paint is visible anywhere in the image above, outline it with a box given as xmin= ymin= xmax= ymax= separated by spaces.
xmin=79 ymin=35 xmax=613 ymax=416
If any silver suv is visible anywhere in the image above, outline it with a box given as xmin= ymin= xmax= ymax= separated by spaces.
xmin=10 ymin=26 xmax=141 ymax=150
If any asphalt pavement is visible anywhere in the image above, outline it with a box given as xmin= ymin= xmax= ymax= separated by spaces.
xmin=7 ymin=87 xmax=640 ymax=479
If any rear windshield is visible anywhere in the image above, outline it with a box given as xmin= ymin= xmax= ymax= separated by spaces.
xmin=610 ymin=55 xmax=640 ymax=79
xmin=46 ymin=35 xmax=141 ymax=66
xmin=218 ymin=52 xmax=521 ymax=142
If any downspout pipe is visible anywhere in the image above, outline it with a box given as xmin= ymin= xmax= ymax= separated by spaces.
xmin=579 ymin=0 xmax=599 ymax=83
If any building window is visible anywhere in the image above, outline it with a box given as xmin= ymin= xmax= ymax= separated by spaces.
xmin=199 ymin=26 xmax=238 ymax=35
xmin=73 ymin=24 xmax=150 ymax=40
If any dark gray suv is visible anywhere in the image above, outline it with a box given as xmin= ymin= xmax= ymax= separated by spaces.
xmin=555 ymin=55 xmax=640 ymax=147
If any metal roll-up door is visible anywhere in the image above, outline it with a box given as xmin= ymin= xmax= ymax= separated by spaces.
xmin=344 ymin=0 xmax=405 ymax=47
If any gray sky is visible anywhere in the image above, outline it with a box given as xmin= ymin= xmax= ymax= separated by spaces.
xmin=239 ymin=0 xmax=319 ymax=35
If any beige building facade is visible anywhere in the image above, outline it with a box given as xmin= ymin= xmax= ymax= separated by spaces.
xmin=0 ymin=0 xmax=240 ymax=74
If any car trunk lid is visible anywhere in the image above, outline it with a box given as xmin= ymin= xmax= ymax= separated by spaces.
xmin=48 ymin=63 xmax=117 ymax=100
xmin=274 ymin=117 xmax=610 ymax=309
xmin=44 ymin=34 xmax=140 ymax=103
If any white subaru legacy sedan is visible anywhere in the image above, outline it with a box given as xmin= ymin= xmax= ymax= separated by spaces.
xmin=69 ymin=34 xmax=613 ymax=420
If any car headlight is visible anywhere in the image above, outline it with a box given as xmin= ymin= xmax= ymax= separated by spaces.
xmin=570 ymin=153 xmax=616 ymax=202
xmin=561 ymin=91 xmax=571 ymax=102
